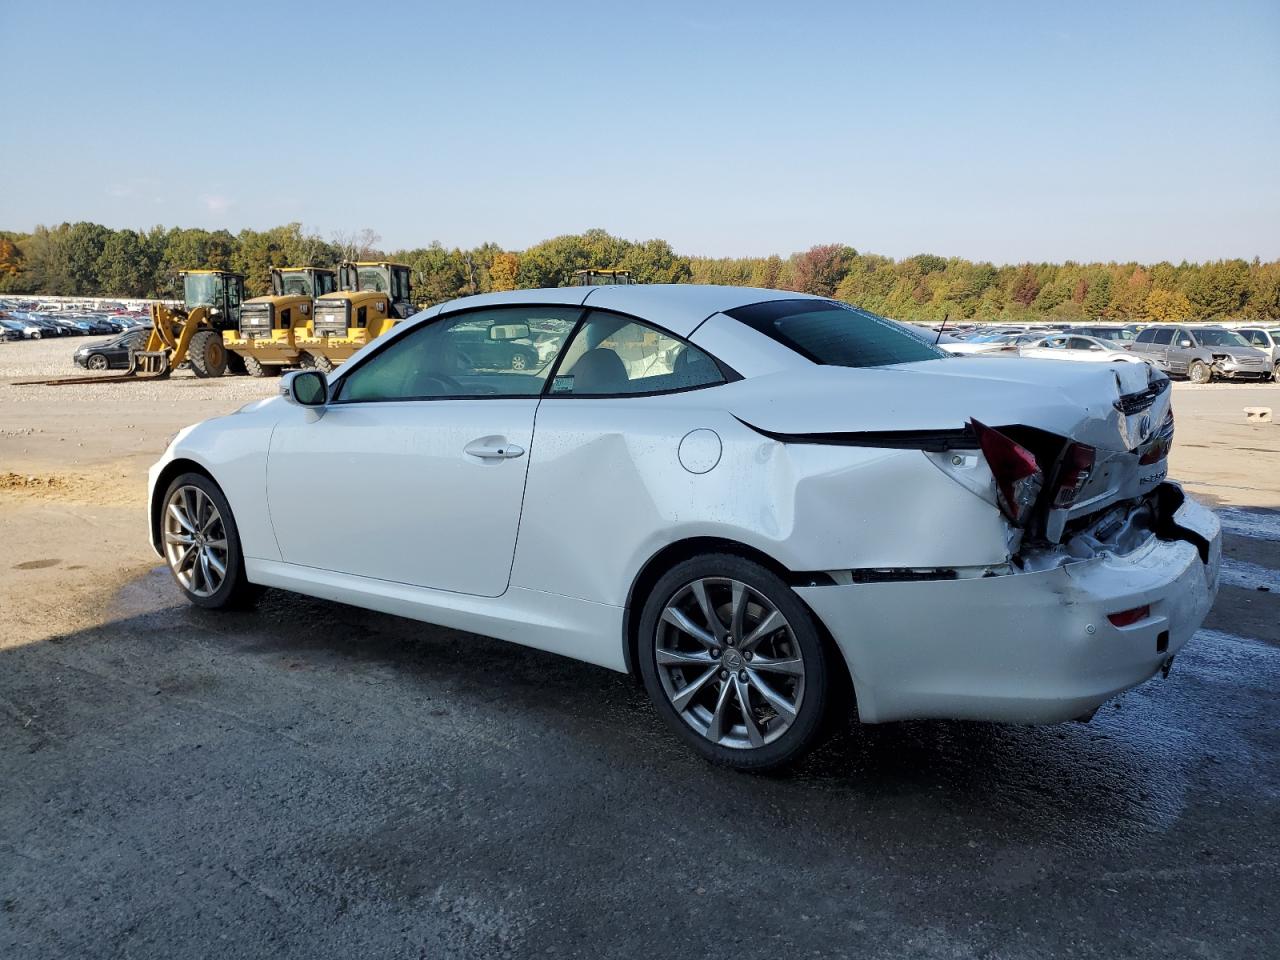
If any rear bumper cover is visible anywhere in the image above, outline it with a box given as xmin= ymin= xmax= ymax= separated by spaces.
xmin=797 ymin=485 xmax=1221 ymax=724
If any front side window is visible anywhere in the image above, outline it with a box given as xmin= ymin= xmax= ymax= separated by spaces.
xmin=726 ymin=300 xmax=947 ymax=368
xmin=337 ymin=306 xmax=579 ymax=402
xmin=549 ymin=311 xmax=725 ymax=396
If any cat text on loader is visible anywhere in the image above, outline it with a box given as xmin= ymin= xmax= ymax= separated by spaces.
xmin=131 ymin=270 xmax=245 ymax=378
xmin=294 ymin=261 xmax=413 ymax=372
xmin=222 ymin=266 xmax=338 ymax=377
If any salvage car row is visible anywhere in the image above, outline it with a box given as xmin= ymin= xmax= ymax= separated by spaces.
xmin=932 ymin=322 xmax=1280 ymax=382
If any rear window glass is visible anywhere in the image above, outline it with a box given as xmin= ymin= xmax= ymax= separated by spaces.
xmin=725 ymin=300 xmax=946 ymax=368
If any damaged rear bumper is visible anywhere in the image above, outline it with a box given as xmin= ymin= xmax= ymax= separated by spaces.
xmin=796 ymin=484 xmax=1221 ymax=724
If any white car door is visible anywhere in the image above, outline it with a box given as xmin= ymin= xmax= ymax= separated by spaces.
xmin=266 ymin=305 xmax=580 ymax=597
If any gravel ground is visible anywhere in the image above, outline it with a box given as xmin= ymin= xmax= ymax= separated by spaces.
xmin=1 ymin=334 xmax=1279 ymax=959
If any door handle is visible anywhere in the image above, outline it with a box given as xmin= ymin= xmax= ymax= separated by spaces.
xmin=464 ymin=437 xmax=525 ymax=460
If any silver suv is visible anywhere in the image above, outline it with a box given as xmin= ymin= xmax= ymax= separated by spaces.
xmin=1236 ymin=327 xmax=1280 ymax=381
xmin=1130 ymin=324 xmax=1270 ymax=383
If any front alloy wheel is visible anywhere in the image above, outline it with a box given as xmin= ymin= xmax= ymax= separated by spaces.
xmin=160 ymin=473 xmax=257 ymax=609
xmin=639 ymin=554 xmax=831 ymax=771
xmin=86 ymin=354 xmax=109 ymax=371
xmin=164 ymin=484 xmax=230 ymax=598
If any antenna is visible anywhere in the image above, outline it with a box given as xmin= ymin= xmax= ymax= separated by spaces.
xmin=934 ymin=313 xmax=949 ymax=346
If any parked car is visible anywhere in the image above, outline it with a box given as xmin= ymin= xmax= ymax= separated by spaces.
xmin=1130 ymin=324 xmax=1270 ymax=382
xmin=148 ymin=286 xmax=1219 ymax=771
xmin=1018 ymin=334 xmax=1149 ymax=364
xmin=0 ymin=317 xmax=44 ymax=339
xmin=1235 ymin=326 xmax=1280 ymax=381
xmin=1071 ymin=324 xmax=1138 ymax=344
xmin=73 ymin=329 xmax=150 ymax=371
xmin=0 ymin=323 xmax=20 ymax=342
xmin=451 ymin=322 xmax=541 ymax=370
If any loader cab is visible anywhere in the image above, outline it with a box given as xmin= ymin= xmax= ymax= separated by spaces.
xmin=180 ymin=270 xmax=244 ymax=331
xmin=571 ymin=268 xmax=635 ymax=286
xmin=337 ymin=261 xmax=414 ymax=319
xmin=271 ymin=267 xmax=338 ymax=299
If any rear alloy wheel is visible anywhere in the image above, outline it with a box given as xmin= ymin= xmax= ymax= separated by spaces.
xmin=243 ymin=354 xmax=276 ymax=378
xmin=161 ymin=473 xmax=257 ymax=609
xmin=86 ymin=354 xmax=109 ymax=371
xmin=1187 ymin=360 xmax=1211 ymax=384
xmin=510 ymin=352 xmax=529 ymax=371
xmin=639 ymin=554 xmax=830 ymax=771
xmin=187 ymin=330 xmax=227 ymax=378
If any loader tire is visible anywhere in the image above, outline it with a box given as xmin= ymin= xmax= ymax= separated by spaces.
xmin=301 ymin=351 xmax=335 ymax=374
xmin=188 ymin=330 xmax=227 ymax=378
xmin=243 ymin=354 xmax=276 ymax=378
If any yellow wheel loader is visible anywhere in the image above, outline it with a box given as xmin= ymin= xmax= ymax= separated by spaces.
xmin=293 ymin=261 xmax=413 ymax=372
xmin=571 ymin=268 xmax=634 ymax=286
xmin=222 ymin=266 xmax=338 ymax=377
xmin=130 ymin=270 xmax=245 ymax=378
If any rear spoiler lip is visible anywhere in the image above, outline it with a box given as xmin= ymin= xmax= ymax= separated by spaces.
xmin=733 ymin=416 xmax=980 ymax=452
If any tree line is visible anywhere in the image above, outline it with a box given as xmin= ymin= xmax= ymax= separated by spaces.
xmin=1 ymin=222 xmax=1276 ymax=322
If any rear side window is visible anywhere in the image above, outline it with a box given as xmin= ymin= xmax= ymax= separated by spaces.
xmin=725 ymin=300 xmax=946 ymax=368
xmin=1151 ymin=328 xmax=1175 ymax=345
xmin=549 ymin=311 xmax=725 ymax=396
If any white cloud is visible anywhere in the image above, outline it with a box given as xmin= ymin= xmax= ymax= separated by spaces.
xmin=201 ymin=194 xmax=231 ymax=213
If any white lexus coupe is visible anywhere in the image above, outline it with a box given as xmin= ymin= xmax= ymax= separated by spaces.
xmin=149 ymin=285 xmax=1220 ymax=770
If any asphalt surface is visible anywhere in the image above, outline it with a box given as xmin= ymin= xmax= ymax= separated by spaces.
xmin=3 ymin=516 xmax=1279 ymax=960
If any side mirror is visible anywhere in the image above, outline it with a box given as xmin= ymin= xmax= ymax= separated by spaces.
xmin=281 ymin=370 xmax=328 ymax=410
xmin=1179 ymin=340 xmax=1192 ymax=348
xmin=489 ymin=322 xmax=531 ymax=341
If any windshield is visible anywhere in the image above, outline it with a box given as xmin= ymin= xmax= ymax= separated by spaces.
xmin=279 ymin=273 xmax=315 ymax=297
xmin=1194 ymin=328 xmax=1251 ymax=347
xmin=726 ymin=300 xmax=947 ymax=368
xmin=184 ymin=274 xmax=223 ymax=307
xmin=357 ymin=267 xmax=388 ymax=292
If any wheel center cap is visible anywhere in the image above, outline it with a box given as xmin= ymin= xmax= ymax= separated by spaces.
xmin=723 ymin=649 xmax=744 ymax=671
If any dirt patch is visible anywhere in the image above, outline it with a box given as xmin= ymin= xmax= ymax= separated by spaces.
xmin=0 ymin=466 xmax=141 ymax=506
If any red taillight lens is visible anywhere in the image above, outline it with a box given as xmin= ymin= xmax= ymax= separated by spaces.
xmin=1051 ymin=442 xmax=1096 ymax=508
xmin=1107 ymin=604 xmax=1150 ymax=627
xmin=969 ymin=418 xmax=1043 ymax=526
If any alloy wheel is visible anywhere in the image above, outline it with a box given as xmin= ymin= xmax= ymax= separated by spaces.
xmin=163 ymin=485 xmax=229 ymax=598
xmin=87 ymin=354 xmax=108 ymax=371
xmin=655 ymin=577 xmax=805 ymax=749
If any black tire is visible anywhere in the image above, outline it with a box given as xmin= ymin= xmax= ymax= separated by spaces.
xmin=1187 ymin=359 xmax=1211 ymax=384
xmin=31 ymin=331 xmax=41 ymax=340
xmin=243 ymin=354 xmax=277 ymax=378
xmin=86 ymin=354 xmax=109 ymax=371
xmin=510 ymin=350 xmax=531 ymax=371
xmin=300 ymin=351 xmax=335 ymax=374
xmin=159 ymin=472 xmax=259 ymax=610
xmin=1272 ymin=362 xmax=1280 ymax=383
xmin=226 ymin=351 xmax=247 ymax=376
xmin=638 ymin=553 xmax=831 ymax=772
xmin=188 ymin=330 xmax=227 ymax=378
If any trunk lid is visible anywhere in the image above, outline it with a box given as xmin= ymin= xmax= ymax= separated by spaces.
xmin=725 ymin=357 xmax=1174 ymax=543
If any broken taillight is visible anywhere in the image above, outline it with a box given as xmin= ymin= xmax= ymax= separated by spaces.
xmin=969 ymin=419 xmax=1043 ymax=526
xmin=1051 ymin=442 xmax=1096 ymax=509
xmin=1107 ymin=605 xmax=1150 ymax=627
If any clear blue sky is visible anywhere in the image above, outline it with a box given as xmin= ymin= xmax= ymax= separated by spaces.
xmin=2 ymin=0 xmax=1277 ymax=263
